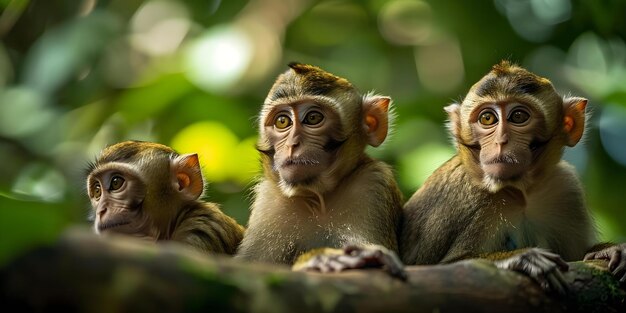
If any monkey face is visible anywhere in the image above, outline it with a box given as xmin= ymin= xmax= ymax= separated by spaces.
xmin=469 ymin=101 xmax=547 ymax=181
xmin=264 ymin=102 xmax=344 ymax=186
xmin=87 ymin=164 xmax=146 ymax=234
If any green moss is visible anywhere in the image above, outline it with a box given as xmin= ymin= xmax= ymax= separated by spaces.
xmin=569 ymin=261 xmax=626 ymax=313
xmin=264 ymin=273 xmax=287 ymax=288
xmin=177 ymin=255 xmax=218 ymax=281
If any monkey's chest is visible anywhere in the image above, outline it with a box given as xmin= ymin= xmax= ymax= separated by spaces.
xmin=482 ymin=198 xmax=554 ymax=253
xmin=293 ymin=214 xmax=353 ymax=250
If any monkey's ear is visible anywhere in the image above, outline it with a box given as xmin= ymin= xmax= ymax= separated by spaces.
xmin=363 ymin=95 xmax=390 ymax=147
xmin=444 ymin=103 xmax=461 ymax=139
xmin=171 ymin=153 xmax=204 ymax=200
xmin=563 ymin=97 xmax=587 ymax=147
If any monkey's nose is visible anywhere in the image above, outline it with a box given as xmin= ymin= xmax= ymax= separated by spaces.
xmin=495 ymin=133 xmax=509 ymax=146
xmin=98 ymin=207 xmax=108 ymax=219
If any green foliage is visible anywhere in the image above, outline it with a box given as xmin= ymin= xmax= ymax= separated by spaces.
xmin=0 ymin=0 xmax=625 ymax=264
xmin=0 ymin=194 xmax=69 ymax=266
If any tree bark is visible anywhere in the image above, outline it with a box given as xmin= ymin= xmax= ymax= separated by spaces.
xmin=1 ymin=227 xmax=624 ymax=313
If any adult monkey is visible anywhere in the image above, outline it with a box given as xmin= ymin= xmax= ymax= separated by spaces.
xmin=401 ymin=61 xmax=626 ymax=292
xmin=86 ymin=141 xmax=244 ymax=254
xmin=236 ymin=63 xmax=405 ymax=278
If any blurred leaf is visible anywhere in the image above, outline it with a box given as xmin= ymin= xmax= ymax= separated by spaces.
xmin=12 ymin=163 xmax=67 ymax=202
xmin=0 ymin=195 xmax=69 ymax=266
xmin=116 ymin=73 xmax=194 ymax=122
xmin=288 ymin=1 xmax=368 ymax=47
xmin=0 ymin=0 xmax=625 ymax=246
xmin=170 ymin=121 xmax=239 ymax=182
xmin=605 ymin=91 xmax=626 ymax=106
xmin=0 ymin=86 xmax=54 ymax=138
xmin=22 ymin=11 xmax=123 ymax=95
xmin=158 ymin=91 xmax=258 ymax=140
xmin=230 ymin=136 xmax=261 ymax=185
xmin=397 ymin=142 xmax=455 ymax=194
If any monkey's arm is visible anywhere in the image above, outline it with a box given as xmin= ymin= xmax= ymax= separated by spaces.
xmin=584 ymin=243 xmax=626 ymax=283
xmin=292 ymin=244 xmax=406 ymax=280
xmin=474 ymin=248 xmax=570 ymax=294
xmin=171 ymin=204 xmax=245 ymax=255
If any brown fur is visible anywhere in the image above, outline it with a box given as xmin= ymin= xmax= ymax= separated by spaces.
xmin=237 ymin=64 xmax=403 ymax=264
xmin=400 ymin=62 xmax=597 ymax=265
xmin=171 ymin=201 xmax=244 ymax=254
xmin=87 ymin=141 xmax=244 ymax=255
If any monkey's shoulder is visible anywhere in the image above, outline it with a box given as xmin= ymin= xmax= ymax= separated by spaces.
xmin=175 ymin=201 xmax=243 ymax=233
xmin=346 ymin=158 xmax=401 ymax=190
xmin=548 ymin=160 xmax=583 ymax=185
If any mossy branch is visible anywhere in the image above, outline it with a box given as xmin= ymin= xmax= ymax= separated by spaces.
xmin=1 ymin=228 xmax=624 ymax=313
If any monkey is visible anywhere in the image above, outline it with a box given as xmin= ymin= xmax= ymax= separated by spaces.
xmin=235 ymin=63 xmax=405 ymax=278
xmin=400 ymin=60 xmax=626 ymax=293
xmin=85 ymin=140 xmax=245 ymax=255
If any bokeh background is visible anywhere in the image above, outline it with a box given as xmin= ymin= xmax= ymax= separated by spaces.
xmin=1 ymin=0 xmax=625 ymax=264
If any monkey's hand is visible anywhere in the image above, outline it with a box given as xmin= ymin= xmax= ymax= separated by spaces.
xmin=584 ymin=243 xmax=626 ymax=284
xmin=494 ymin=248 xmax=569 ymax=295
xmin=292 ymin=245 xmax=407 ymax=280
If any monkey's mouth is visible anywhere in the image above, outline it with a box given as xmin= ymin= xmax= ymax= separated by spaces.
xmin=98 ymin=221 xmax=131 ymax=232
xmin=282 ymin=158 xmax=320 ymax=167
xmin=278 ymin=157 xmax=325 ymax=185
xmin=485 ymin=154 xmax=520 ymax=165
xmin=481 ymin=153 xmax=528 ymax=181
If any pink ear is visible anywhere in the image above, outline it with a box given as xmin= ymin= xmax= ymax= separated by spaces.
xmin=363 ymin=95 xmax=391 ymax=147
xmin=444 ymin=103 xmax=461 ymax=140
xmin=563 ymin=97 xmax=587 ymax=147
xmin=171 ymin=153 xmax=204 ymax=200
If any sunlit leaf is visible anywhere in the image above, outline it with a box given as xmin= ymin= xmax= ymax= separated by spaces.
xmin=229 ymin=136 xmax=261 ymax=185
xmin=170 ymin=121 xmax=239 ymax=182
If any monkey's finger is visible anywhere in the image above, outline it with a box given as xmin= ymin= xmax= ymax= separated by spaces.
xmin=538 ymin=278 xmax=550 ymax=292
xmin=337 ymin=254 xmax=366 ymax=268
xmin=612 ymin=262 xmax=626 ymax=279
xmin=531 ymin=255 xmax=556 ymax=274
xmin=378 ymin=253 xmax=407 ymax=280
xmin=537 ymin=249 xmax=560 ymax=259
xmin=546 ymin=273 xmax=567 ymax=296
xmin=356 ymin=249 xmax=382 ymax=263
xmin=550 ymin=256 xmax=569 ymax=272
xmin=543 ymin=253 xmax=569 ymax=272
xmin=583 ymin=252 xmax=596 ymax=261
xmin=608 ymin=249 xmax=621 ymax=271
xmin=552 ymin=269 xmax=570 ymax=293
xmin=386 ymin=264 xmax=407 ymax=281
xmin=316 ymin=258 xmax=332 ymax=273
xmin=344 ymin=245 xmax=361 ymax=255
xmin=328 ymin=258 xmax=348 ymax=272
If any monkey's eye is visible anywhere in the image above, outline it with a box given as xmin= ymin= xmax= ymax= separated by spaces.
xmin=109 ymin=176 xmax=125 ymax=191
xmin=479 ymin=111 xmax=498 ymax=126
xmin=274 ymin=114 xmax=292 ymax=129
xmin=92 ymin=183 xmax=102 ymax=200
xmin=303 ymin=111 xmax=324 ymax=125
xmin=508 ymin=109 xmax=530 ymax=124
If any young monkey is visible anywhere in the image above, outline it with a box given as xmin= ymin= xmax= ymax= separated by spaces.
xmin=86 ymin=141 xmax=244 ymax=255
xmin=236 ymin=63 xmax=405 ymax=278
xmin=401 ymin=61 xmax=626 ymax=292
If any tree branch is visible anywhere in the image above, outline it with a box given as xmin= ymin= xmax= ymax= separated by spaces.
xmin=1 ymin=228 xmax=624 ymax=313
